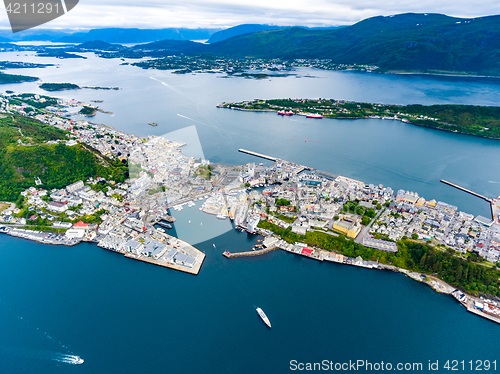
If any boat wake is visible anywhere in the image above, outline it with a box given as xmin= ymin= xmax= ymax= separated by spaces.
xmin=53 ymin=353 xmax=84 ymax=365
xmin=489 ymin=181 xmax=500 ymax=184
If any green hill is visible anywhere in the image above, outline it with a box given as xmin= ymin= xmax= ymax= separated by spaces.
xmin=204 ymin=13 xmax=500 ymax=75
xmin=0 ymin=114 xmax=127 ymax=202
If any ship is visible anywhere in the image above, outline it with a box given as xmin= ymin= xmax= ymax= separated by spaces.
xmin=256 ymin=307 xmax=271 ymax=328
xmin=157 ymin=221 xmax=172 ymax=229
xmin=278 ymin=110 xmax=294 ymax=116
xmin=306 ymin=113 xmax=323 ymax=119
xmin=217 ymin=213 xmax=228 ymax=220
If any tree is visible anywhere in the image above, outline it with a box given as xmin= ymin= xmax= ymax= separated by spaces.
xmin=376 ymin=203 xmax=382 ymax=210
xmin=411 ymin=233 xmax=419 ymax=240
xmin=361 ymin=216 xmax=371 ymax=226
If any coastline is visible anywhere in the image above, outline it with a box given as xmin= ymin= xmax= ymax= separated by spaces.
xmin=217 ymin=104 xmax=500 ymax=141
xmin=225 ymin=239 xmax=500 ymax=325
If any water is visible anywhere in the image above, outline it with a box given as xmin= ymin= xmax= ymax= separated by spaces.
xmin=1 ymin=51 xmax=500 ymax=373
xmin=0 ymin=231 xmax=499 ymax=374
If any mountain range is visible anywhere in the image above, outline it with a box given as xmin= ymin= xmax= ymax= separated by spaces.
xmin=129 ymin=13 xmax=500 ymax=76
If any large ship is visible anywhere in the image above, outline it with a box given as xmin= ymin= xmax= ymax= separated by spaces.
xmin=306 ymin=113 xmax=323 ymax=119
xmin=278 ymin=110 xmax=294 ymax=116
xmin=256 ymin=307 xmax=271 ymax=328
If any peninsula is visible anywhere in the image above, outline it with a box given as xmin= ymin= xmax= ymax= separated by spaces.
xmin=218 ymin=98 xmax=500 ymax=139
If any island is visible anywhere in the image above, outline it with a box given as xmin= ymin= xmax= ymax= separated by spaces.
xmin=0 ymin=72 xmax=39 ymax=84
xmin=0 ymin=91 xmax=499 ymax=322
xmin=79 ymin=105 xmax=97 ymax=116
xmin=40 ymin=83 xmax=81 ymax=91
xmin=40 ymin=83 xmax=120 ymax=92
xmin=217 ymin=98 xmax=500 ymax=139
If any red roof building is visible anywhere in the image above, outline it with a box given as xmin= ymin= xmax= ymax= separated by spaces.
xmin=301 ymin=248 xmax=314 ymax=256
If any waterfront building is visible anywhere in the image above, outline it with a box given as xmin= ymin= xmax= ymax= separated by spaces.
xmin=333 ymin=216 xmax=362 ymax=238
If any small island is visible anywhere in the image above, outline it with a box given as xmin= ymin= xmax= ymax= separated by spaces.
xmin=40 ymin=83 xmax=80 ymax=91
xmin=79 ymin=106 xmax=97 ymax=116
xmin=40 ymin=83 xmax=119 ymax=92
xmin=218 ymin=98 xmax=500 ymax=139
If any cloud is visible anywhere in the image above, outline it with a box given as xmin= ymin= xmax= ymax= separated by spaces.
xmin=0 ymin=0 xmax=499 ymax=29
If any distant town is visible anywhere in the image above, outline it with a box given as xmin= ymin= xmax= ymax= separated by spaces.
xmin=0 ymin=91 xmax=500 ymax=324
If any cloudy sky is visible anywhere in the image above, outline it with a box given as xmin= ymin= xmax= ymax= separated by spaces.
xmin=1 ymin=0 xmax=500 ymax=30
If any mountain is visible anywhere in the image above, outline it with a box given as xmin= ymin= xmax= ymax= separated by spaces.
xmin=57 ymin=28 xmax=221 ymax=44
xmin=76 ymin=40 xmax=126 ymax=51
xmin=132 ymin=39 xmax=205 ymax=53
xmin=207 ymin=24 xmax=288 ymax=43
xmin=201 ymin=13 xmax=500 ymax=75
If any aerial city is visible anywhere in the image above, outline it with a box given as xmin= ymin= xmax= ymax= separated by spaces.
xmin=0 ymin=1 xmax=499 ymax=373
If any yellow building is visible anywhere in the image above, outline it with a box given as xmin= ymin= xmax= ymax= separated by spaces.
xmin=333 ymin=217 xmax=362 ymax=239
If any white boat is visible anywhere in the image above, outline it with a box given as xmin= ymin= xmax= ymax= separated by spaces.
xmin=188 ymin=220 xmax=191 ymax=223
xmin=213 ymin=244 xmax=216 ymax=248
xmin=217 ymin=214 xmax=228 ymax=220
xmin=74 ymin=357 xmax=84 ymax=365
xmin=256 ymin=307 xmax=271 ymax=328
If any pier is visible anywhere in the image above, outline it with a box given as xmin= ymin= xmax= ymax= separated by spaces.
xmin=238 ymin=149 xmax=278 ymax=162
xmin=440 ymin=180 xmax=492 ymax=203
xmin=223 ymin=246 xmax=278 ymax=258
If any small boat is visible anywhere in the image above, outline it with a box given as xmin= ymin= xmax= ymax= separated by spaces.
xmin=217 ymin=214 xmax=228 ymax=220
xmin=213 ymin=244 xmax=216 ymax=248
xmin=256 ymin=307 xmax=271 ymax=328
xmin=201 ymin=222 xmax=203 ymax=225
xmin=148 ymin=122 xmax=158 ymax=126
xmin=189 ymin=220 xmax=191 ymax=223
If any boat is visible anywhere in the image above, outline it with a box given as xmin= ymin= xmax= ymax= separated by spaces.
xmin=73 ymin=356 xmax=84 ymax=365
xmin=157 ymin=222 xmax=172 ymax=229
xmin=213 ymin=244 xmax=216 ymax=248
xmin=188 ymin=220 xmax=191 ymax=223
xmin=306 ymin=113 xmax=323 ymax=119
xmin=256 ymin=307 xmax=271 ymax=328
xmin=278 ymin=110 xmax=294 ymax=116
xmin=148 ymin=122 xmax=158 ymax=126
xmin=217 ymin=213 xmax=228 ymax=220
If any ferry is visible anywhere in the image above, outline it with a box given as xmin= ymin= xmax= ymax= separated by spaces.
xmin=157 ymin=222 xmax=172 ymax=229
xmin=256 ymin=307 xmax=271 ymax=328
xmin=278 ymin=110 xmax=294 ymax=116
xmin=306 ymin=113 xmax=323 ymax=119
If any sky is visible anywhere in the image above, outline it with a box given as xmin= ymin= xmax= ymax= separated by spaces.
xmin=1 ymin=0 xmax=500 ymax=30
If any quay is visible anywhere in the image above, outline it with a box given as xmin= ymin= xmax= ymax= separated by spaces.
xmin=223 ymin=246 xmax=278 ymax=258
xmin=238 ymin=149 xmax=278 ymax=162
xmin=465 ymin=298 xmax=500 ymax=325
xmin=124 ymin=252 xmax=205 ymax=275
xmin=440 ymin=180 xmax=492 ymax=203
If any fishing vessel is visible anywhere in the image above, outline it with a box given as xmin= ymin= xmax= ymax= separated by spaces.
xmin=256 ymin=307 xmax=271 ymax=328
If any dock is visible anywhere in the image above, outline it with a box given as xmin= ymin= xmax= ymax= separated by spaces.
xmin=223 ymin=246 xmax=278 ymax=258
xmin=124 ymin=252 xmax=205 ymax=275
xmin=440 ymin=180 xmax=492 ymax=203
xmin=238 ymin=149 xmax=278 ymax=162
xmin=465 ymin=299 xmax=500 ymax=325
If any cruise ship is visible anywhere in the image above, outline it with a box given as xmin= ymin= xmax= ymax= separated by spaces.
xmin=256 ymin=307 xmax=271 ymax=328
xmin=234 ymin=204 xmax=248 ymax=227
xmin=306 ymin=113 xmax=323 ymax=118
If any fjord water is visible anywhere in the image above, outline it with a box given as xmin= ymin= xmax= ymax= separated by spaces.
xmin=1 ymin=51 xmax=500 ymax=373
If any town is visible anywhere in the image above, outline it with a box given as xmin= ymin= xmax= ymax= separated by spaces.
xmin=0 ymin=91 xmax=499 ymax=322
